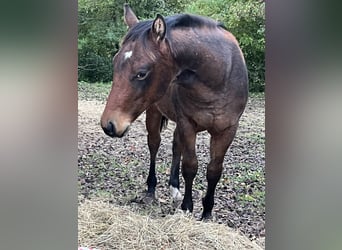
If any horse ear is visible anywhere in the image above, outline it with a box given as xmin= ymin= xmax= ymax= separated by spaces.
xmin=124 ymin=3 xmax=139 ymax=28
xmin=152 ymin=14 xmax=166 ymax=42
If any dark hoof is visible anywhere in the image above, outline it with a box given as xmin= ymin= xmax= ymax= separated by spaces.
xmin=201 ymin=212 xmax=213 ymax=221
xmin=181 ymin=201 xmax=193 ymax=213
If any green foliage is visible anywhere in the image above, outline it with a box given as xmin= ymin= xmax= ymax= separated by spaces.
xmin=78 ymin=0 xmax=190 ymax=83
xmin=78 ymin=0 xmax=265 ymax=92
xmin=78 ymin=0 xmax=125 ymax=82
xmin=230 ymin=163 xmax=265 ymax=209
xmin=186 ymin=0 xmax=265 ymax=92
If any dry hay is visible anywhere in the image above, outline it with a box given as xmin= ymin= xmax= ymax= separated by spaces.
xmin=79 ymin=199 xmax=263 ymax=250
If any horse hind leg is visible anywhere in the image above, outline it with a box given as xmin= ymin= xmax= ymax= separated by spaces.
xmin=202 ymin=125 xmax=238 ymax=219
xmin=144 ymin=106 xmax=163 ymax=202
xmin=168 ymin=128 xmax=182 ymax=202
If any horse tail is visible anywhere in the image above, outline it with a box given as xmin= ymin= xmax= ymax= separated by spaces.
xmin=160 ymin=115 xmax=168 ymax=132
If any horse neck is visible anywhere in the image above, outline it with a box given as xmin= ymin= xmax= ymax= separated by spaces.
xmin=169 ymin=29 xmax=206 ymax=67
xmin=168 ymin=28 xmax=232 ymax=91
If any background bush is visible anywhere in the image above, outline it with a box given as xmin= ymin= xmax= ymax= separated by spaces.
xmin=78 ymin=0 xmax=265 ymax=92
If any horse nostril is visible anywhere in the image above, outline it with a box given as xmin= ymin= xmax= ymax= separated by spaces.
xmin=102 ymin=121 xmax=116 ymax=137
xmin=107 ymin=121 xmax=114 ymax=133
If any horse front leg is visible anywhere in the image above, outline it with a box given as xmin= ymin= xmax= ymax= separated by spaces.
xmin=202 ymin=125 xmax=238 ymax=219
xmin=145 ymin=106 xmax=162 ymax=201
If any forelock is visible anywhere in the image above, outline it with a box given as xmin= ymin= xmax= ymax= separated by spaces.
xmin=121 ymin=20 xmax=158 ymax=62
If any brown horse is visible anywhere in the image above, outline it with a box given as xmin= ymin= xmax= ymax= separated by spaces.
xmin=101 ymin=4 xmax=248 ymax=219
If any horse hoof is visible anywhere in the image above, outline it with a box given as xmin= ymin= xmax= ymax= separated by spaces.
xmin=169 ymin=186 xmax=183 ymax=201
xmin=184 ymin=209 xmax=192 ymax=216
xmin=172 ymin=199 xmax=182 ymax=209
xmin=201 ymin=212 xmax=213 ymax=221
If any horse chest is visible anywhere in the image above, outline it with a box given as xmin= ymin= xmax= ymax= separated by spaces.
xmin=191 ymin=110 xmax=215 ymax=129
xmin=156 ymin=82 xmax=235 ymax=132
xmin=189 ymin=108 xmax=233 ymax=132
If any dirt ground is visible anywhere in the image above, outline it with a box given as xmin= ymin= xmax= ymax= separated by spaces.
xmin=78 ymin=84 xmax=265 ymax=247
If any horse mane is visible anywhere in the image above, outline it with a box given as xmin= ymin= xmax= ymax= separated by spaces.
xmin=167 ymin=14 xmax=220 ymax=29
xmin=122 ymin=14 xmax=222 ymax=45
xmin=122 ymin=20 xmax=153 ymax=45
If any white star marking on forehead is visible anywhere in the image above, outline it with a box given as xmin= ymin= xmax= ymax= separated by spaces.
xmin=124 ymin=50 xmax=133 ymax=60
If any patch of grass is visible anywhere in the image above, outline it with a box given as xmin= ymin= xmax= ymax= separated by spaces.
xmin=78 ymin=81 xmax=111 ymax=101
xmin=193 ymin=177 xmax=206 ymax=190
xmin=237 ymin=190 xmax=265 ymax=208
xmin=80 ymin=152 xmax=119 ymax=170
xmin=157 ymin=162 xmax=169 ymax=174
xmin=246 ymin=132 xmax=265 ymax=144
xmin=231 ymin=163 xmax=265 ymax=209
xmin=90 ymin=190 xmax=114 ymax=200
xmin=248 ymin=92 xmax=265 ymax=99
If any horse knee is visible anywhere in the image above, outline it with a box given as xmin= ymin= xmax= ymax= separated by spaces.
xmin=182 ymin=158 xmax=198 ymax=179
xmin=207 ymin=161 xmax=223 ymax=182
xmin=148 ymin=133 xmax=161 ymax=147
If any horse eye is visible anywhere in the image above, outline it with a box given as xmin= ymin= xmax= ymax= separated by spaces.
xmin=136 ymin=71 xmax=149 ymax=80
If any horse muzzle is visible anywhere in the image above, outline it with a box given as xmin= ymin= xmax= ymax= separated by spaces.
xmin=101 ymin=120 xmax=130 ymax=138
